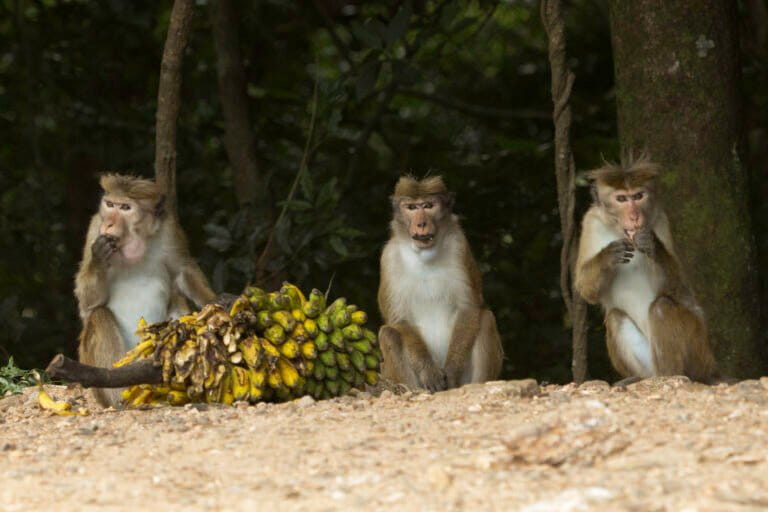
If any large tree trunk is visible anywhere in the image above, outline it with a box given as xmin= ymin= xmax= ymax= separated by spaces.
xmin=155 ymin=0 xmax=195 ymax=214
xmin=609 ymin=0 xmax=764 ymax=377
xmin=210 ymin=0 xmax=263 ymax=207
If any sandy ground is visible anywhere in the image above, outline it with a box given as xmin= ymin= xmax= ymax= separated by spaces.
xmin=2 ymin=377 xmax=768 ymax=512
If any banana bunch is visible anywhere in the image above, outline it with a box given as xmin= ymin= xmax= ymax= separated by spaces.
xmin=116 ymin=282 xmax=381 ymax=407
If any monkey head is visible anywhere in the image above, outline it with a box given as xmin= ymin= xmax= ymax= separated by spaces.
xmin=98 ymin=174 xmax=165 ymax=265
xmin=391 ymin=175 xmax=455 ymax=250
xmin=587 ymin=156 xmax=660 ymax=242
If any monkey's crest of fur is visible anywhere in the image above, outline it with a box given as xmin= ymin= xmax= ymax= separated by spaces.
xmin=587 ymin=153 xmax=660 ymax=190
xmin=100 ymin=174 xmax=160 ymax=201
xmin=393 ymin=175 xmax=449 ymax=199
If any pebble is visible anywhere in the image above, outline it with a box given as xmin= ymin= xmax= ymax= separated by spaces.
xmin=296 ymin=395 xmax=315 ymax=408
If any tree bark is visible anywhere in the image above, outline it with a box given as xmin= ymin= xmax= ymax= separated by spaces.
xmin=155 ymin=0 xmax=195 ymax=214
xmin=46 ymin=354 xmax=161 ymax=388
xmin=541 ymin=0 xmax=589 ymax=383
xmin=210 ymin=0 xmax=263 ymax=206
xmin=609 ymin=0 xmax=764 ymax=377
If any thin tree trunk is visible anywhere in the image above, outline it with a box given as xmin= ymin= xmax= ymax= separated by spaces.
xmin=210 ymin=0 xmax=263 ymax=206
xmin=609 ymin=0 xmax=764 ymax=377
xmin=155 ymin=0 xmax=195 ymax=214
xmin=541 ymin=0 xmax=589 ymax=383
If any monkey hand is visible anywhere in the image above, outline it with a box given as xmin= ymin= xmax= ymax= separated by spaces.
xmin=91 ymin=234 xmax=119 ymax=265
xmin=633 ymin=228 xmax=655 ymax=259
xmin=417 ymin=363 xmax=447 ymax=392
xmin=605 ymin=238 xmax=634 ymax=266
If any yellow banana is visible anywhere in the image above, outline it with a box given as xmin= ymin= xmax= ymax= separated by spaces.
xmin=231 ymin=366 xmax=250 ymax=402
xmin=113 ymin=339 xmax=155 ymax=367
xmin=280 ymin=339 xmax=300 ymax=359
xmin=278 ymin=358 xmax=300 ymax=388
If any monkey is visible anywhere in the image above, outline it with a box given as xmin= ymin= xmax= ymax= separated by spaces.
xmin=574 ymin=155 xmax=717 ymax=383
xmin=75 ymin=174 xmax=216 ymax=406
xmin=377 ymin=176 xmax=504 ymax=391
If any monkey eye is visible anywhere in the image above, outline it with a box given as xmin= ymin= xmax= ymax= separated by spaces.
xmin=422 ymin=202 xmax=434 ymax=209
xmin=105 ymin=200 xmax=114 ymax=208
xmin=120 ymin=203 xmax=132 ymax=211
xmin=406 ymin=204 xmax=418 ymax=210
xmin=633 ymin=192 xmax=644 ymax=201
xmin=616 ymin=195 xmax=627 ymax=203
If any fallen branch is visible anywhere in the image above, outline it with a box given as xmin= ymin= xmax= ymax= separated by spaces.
xmin=45 ymin=354 xmax=162 ymax=388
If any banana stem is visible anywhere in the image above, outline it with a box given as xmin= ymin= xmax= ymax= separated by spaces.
xmin=45 ymin=355 xmax=162 ymax=388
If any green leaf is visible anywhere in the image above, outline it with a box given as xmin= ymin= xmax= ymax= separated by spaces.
xmin=351 ymin=21 xmax=382 ymax=49
xmin=385 ymin=2 xmax=412 ymax=46
xmin=335 ymin=227 xmax=365 ymax=238
xmin=329 ymin=235 xmax=349 ymax=257
xmin=300 ymin=169 xmax=315 ymax=200
xmin=355 ymin=60 xmax=380 ymax=101
xmin=278 ymin=199 xmax=314 ymax=211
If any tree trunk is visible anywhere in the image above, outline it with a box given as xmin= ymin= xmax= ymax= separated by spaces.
xmin=210 ymin=0 xmax=263 ymax=206
xmin=609 ymin=0 xmax=764 ymax=377
xmin=155 ymin=0 xmax=195 ymax=214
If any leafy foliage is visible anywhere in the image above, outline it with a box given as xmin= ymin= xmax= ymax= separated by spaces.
xmin=0 ymin=357 xmax=39 ymax=396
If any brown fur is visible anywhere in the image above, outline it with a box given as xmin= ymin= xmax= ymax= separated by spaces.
xmin=378 ymin=177 xmax=503 ymax=391
xmin=76 ymin=174 xmax=215 ymax=407
xmin=586 ymin=153 xmax=660 ymax=191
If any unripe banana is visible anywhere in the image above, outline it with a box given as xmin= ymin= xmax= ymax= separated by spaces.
xmin=313 ymin=360 xmax=327 ymax=380
xmin=325 ymin=297 xmax=347 ymax=315
xmin=280 ymin=282 xmax=306 ymax=309
xmin=302 ymin=288 xmax=326 ymax=318
xmin=246 ymin=286 xmax=268 ymax=310
xmin=325 ymin=380 xmax=340 ymax=396
xmin=325 ymin=366 xmax=339 ymax=381
xmin=314 ymin=332 xmax=329 ymax=350
xmin=267 ymin=368 xmax=283 ymax=389
xmin=316 ymin=314 xmax=333 ymax=333
xmin=350 ymin=350 xmax=366 ymax=373
xmin=291 ymin=323 xmax=309 ymax=342
xmin=260 ymin=339 xmax=281 ymax=359
xmin=319 ymin=350 xmax=336 ymax=367
xmin=329 ymin=329 xmax=345 ymax=349
xmin=364 ymin=354 xmax=380 ymax=370
xmin=365 ymin=370 xmax=380 ymax=386
xmin=335 ymin=352 xmax=351 ymax=371
xmin=256 ymin=310 xmax=273 ymax=329
xmin=342 ymin=324 xmax=363 ymax=341
xmin=331 ymin=309 xmax=351 ymax=328
xmin=264 ymin=325 xmax=286 ymax=345
xmin=350 ymin=339 xmax=372 ymax=354
xmin=268 ymin=292 xmax=291 ymax=311
xmin=271 ymin=311 xmax=296 ymax=332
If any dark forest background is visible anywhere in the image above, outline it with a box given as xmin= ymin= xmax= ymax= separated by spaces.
xmin=1 ymin=0 xmax=767 ymax=383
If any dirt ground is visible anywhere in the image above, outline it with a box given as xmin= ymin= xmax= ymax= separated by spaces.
xmin=2 ymin=377 xmax=768 ymax=512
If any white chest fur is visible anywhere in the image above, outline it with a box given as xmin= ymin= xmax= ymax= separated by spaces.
xmin=383 ymin=237 xmax=474 ymax=366
xmin=107 ymin=243 xmax=171 ymax=351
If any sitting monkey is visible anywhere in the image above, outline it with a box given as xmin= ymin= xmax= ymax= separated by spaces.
xmin=377 ymin=176 xmax=504 ymax=391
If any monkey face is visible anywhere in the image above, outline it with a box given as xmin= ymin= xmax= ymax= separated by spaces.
xmin=608 ymin=187 xmax=650 ymax=240
xmin=99 ymin=195 xmax=157 ymax=264
xmin=398 ymin=196 xmax=446 ymax=250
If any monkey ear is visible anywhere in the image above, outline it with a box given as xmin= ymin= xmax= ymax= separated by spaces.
xmin=154 ymin=195 xmax=167 ymax=218
xmin=589 ymin=184 xmax=600 ymax=205
xmin=444 ymin=192 xmax=456 ymax=211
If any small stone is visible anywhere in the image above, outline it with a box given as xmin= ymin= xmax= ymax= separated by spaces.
xmin=379 ymin=390 xmax=393 ymax=400
xmin=468 ymin=404 xmax=482 ymax=412
xmin=426 ymin=465 xmax=453 ymax=489
xmin=413 ymin=393 xmax=432 ymax=402
xmin=2 ymin=442 xmax=16 ymax=451
xmin=234 ymin=400 xmax=250 ymax=410
xmin=296 ymin=395 xmax=315 ymax=408
xmin=760 ymin=377 xmax=768 ymax=391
